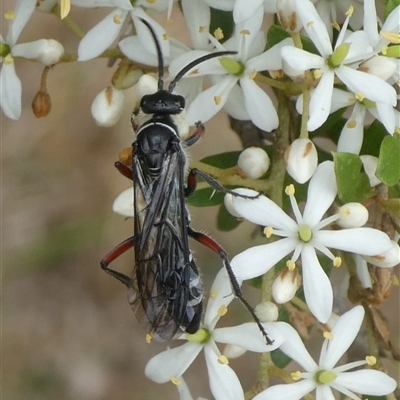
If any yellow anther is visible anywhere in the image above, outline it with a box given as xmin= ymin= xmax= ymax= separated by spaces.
xmin=286 ymin=260 xmax=296 ymax=271
xmin=60 ymin=0 xmax=71 ymax=19
xmin=291 ymin=371 xmax=302 ymax=381
xmin=333 ymin=257 xmax=342 ymax=268
xmin=113 ymin=14 xmax=122 ymax=24
xmin=4 ymin=11 xmax=15 ymax=20
xmin=214 ymin=95 xmax=222 ymax=105
xmin=199 ymin=26 xmax=206 ymax=33
xmin=341 ymin=206 xmax=350 ymax=216
xmin=346 ymin=5 xmax=354 ymax=16
xmin=189 ymin=68 xmax=200 ymax=75
xmin=355 ymin=92 xmax=365 ymax=101
xmin=146 ymin=0 xmax=157 ymax=4
xmin=146 ymin=333 xmax=153 ymax=344
xmin=306 ymin=21 xmax=314 ymax=28
xmin=214 ymin=28 xmax=224 ymax=40
xmin=366 ymin=355 xmax=377 ymax=366
xmin=240 ymin=29 xmax=250 ymax=35
xmin=331 ymin=21 xmax=340 ymax=31
xmin=209 ymin=291 xmax=216 ymax=299
xmin=218 ymin=355 xmax=229 ymax=365
xmin=218 ymin=304 xmax=228 ymax=316
xmin=263 ymin=226 xmax=274 ymax=238
xmin=163 ymin=33 xmax=169 ymax=40
xmin=380 ymin=31 xmax=400 ymax=44
xmin=171 ymin=376 xmax=181 ymax=385
xmin=395 ymin=127 xmax=400 ymax=135
xmin=4 ymin=54 xmax=13 ymax=65
xmin=249 ymin=70 xmax=257 ymax=79
xmin=166 ymin=18 xmax=173 ymax=25
xmin=285 ymin=184 xmax=295 ymax=196
xmin=323 ymin=331 xmax=333 ymax=340
xmin=381 ymin=45 xmax=388 ymax=55
xmin=346 ymin=120 xmax=357 ymax=128
xmin=314 ymin=69 xmax=323 ymax=79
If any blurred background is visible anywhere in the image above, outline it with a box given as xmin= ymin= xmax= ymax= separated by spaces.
xmin=2 ymin=2 xmax=399 ymax=400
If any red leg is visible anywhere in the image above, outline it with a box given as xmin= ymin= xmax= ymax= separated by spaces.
xmin=115 ymin=161 xmax=133 ymax=180
xmin=184 ymin=121 xmax=205 ymax=147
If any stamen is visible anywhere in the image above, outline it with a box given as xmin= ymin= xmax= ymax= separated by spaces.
xmin=146 ymin=333 xmax=153 ymax=343
xmin=380 ymin=31 xmax=400 ymax=44
xmin=323 ymin=331 xmax=333 ymax=340
xmin=199 ymin=26 xmax=206 ymax=33
xmin=218 ymin=355 xmax=229 ymax=365
xmin=214 ymin=28 xmax=224 ymax=40
xmin=4 ymin=11 xmax=15 ymax=20
xmin=171 ymin=376 xmax=181 ymax=385
xmin=214 ymin=96 xmax=222 ymax=105
xmin=333 ymin=257 xmax=342 ymax=268
xmin=249 ymin=69 xmax=257 ymax=79
xmin=291 ymin=371 xmax=302 ymax=381
xmin=346 ymin=5 xmax=354 ymax=16
xmin=285 ymin=184 xmax=295 ymax=196
xmin=355 ymin=92 xmax=365 ymax=101
xmin=366 ymin=355 xmax=377 ymax=366
xmin=240 ymin=29 xmax=250 ymax=35
xmin=331 ymin=21 xmax=340 ymax=31
xmin=263 ymin=226 xmax=274 ymax=238
xmin=287 ymin=260 xmax=296 ymax=271
xmin=218 ymin=305 xmax=228 ymax=316
xmin=314 ymin=69 xmax=323 ymax=79
xmin=113 ymin=14 xmax=122 ymax=24
xmin=346 ymin=120 xmax=357 ymax=128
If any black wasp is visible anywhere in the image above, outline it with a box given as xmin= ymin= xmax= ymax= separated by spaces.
xmin=101 ymin=18 xmax=273 ymax=345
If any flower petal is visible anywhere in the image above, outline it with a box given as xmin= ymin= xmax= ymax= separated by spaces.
xmin=301 ymin=245 xmax=333 ymax=323
xmin=253 ymin=380 xmax=316 ymax=400
xmin=334 ymin=370 xmax=397 ymax=395
xmin=185 ymin=76 xmax=238 ymax=125
xmin=307 ymin=70 xmax=334 ymax=131
xmin=330 ymin=89 xmax=355 ymax=112
xmin=145 ymin=342 xmax=203 ymax=383
xmin=281 ymin=47 xmax=324 ymax=71
xmin=223 ymin=82 xmax=250 ymax=120
xmin=0 ymin=61 xmax=22 ymax=120
xmin=78 ymin=9 xmax=128 ymax=61
xmin=182 ymin=0 xmax=210 ymax=50
xmin=119 ymin=36 xmax=160 ymax=66
xmin=230 ymin=188 xmax=297 ymax=230
xmin=232 ymin=239 xmax=296 ymax=281
xmin=213 ymin=322 xmax=284 ymax=352
xmin=316 ymin=385 xmax=335 ymax=400
xmin=240 ymin=76 xmax=279 ymax=131
xmin=303 ymin=161 xmax=336 ymax=227
xmin=7 ymin=0 xmax=37 ymax=46
xmin=315 ymin=228 xmax=392 ymax=256
xmin=233 ymin=0 xmax=263 ymax=24
xmin=320 ymin=306 xmax=364 ymax=369
xmin=204 ymin=345 xmax=244 ymax=400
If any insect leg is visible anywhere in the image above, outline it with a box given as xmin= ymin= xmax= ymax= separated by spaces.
xmin=184 ymin=122 xmax=205 ymax=147
xmin=100 ymin=236 xmax=135 ymax=287
xmin=187 ymin=227 xmax=274 ymax=345
xmin=115 ymin=161 xmax=133 ymax=180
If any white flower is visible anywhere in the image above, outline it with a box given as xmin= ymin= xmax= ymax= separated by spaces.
xmin=281 ymin=0 xmax=397 ymax=132
xmin=237 ymin=147 xmax=270 ymax=179
xmin=91 ymin=86 xmax=125 ymax=126
xmin=272 ymin=269 xmax=300 ymax=304
xmin=1 ymin=0 xmax=41 ymax=119
xmin=360 ymin=155 xmax=380 ymax=187
xmin=337 ymin=203 xmax=369 ymax=228
xmin=75 ymin=0 xmax=177 ymax=61
xmin=145 ymin=269 xmax=285 ymax=400
xmin=230 ymin=161 xmax=393 ymax=322
xmin=169 ymin=10 xmax=291 ymax=131
xmin=112 ymin=187 xmax=134 ymax=217
xmin=285 ymin=138 xmax=318 ymax=183
xmin=253 ymin=306 xmax=397 ymax=400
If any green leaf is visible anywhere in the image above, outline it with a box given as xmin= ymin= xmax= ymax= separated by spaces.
xmin=209 ymin=8 xmax=234 ymax=42
xmin=384 ymin=0 xmax=400 ymax=18
xmin=186 ymin=188 xmax=225 ymax=207
xmin=376 ymin=135 xmax=400 ymax=186
xmin=200 ymin=151 xmax=241 ymax=168
xmin=217 ymin=203 xmax=242 ymax=231
xmin=360 ymin=120 xmax=387 ymax=157
xmin=267 ymin=25 xmax=317 ymax=54
xmin=379 ymin=198 xmax=400 ymax=218
xmin=333 ymin=152 xmax=374 ymax=203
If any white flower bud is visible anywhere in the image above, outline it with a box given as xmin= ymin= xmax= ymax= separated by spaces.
xmin=285 ymin=138 xmax=318 ymax=183
xmin=223 ymin=344 xmax=247 ymax=359
xmin=112 ymin=188 xmax=134 ymax=217
xmin=360 ymin=155 xmax=381 ymax=187
xmin=237 ymin=147 xmax=270 ymax=179
xmin=363 ymin=240 xmax=400 ymax=268
xmin=254 ymin=301 xmax=279 ymax=322
xmin=91 ymin=86 xmax=125 ymax=127
xmin=337 ymin=203 xmax=369 ymax=228
xmin=359 ymin=56 xmax=397 ymax=81
xmin=272 ymin=269 xmax=300 ymax=304
xmin=120 ymin=69 xmax=143 ymax=90
xmin=277 ymin=0 xmax=302 ymax=33
xmin=223 ymin=193 xmax=242 ymax=218
xmin=36 ymin=39 xmax=64 ymax=65
xmin=136 ymin=75 xmax=158 ymax=100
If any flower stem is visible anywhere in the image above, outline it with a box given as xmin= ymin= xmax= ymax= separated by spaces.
xmin=52 ymin=5 xmax=85 ymax=38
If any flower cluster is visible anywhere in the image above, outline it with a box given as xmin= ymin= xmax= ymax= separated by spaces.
xmin=2 ymin=0 xmax=399 ymax=399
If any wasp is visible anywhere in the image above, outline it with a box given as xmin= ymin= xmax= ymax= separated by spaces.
xmin=101 ymin=18 xmax=273 ymax=345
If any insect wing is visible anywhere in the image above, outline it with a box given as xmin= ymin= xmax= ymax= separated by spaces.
xmin=130 ymin=145 xmax=202 ymax=341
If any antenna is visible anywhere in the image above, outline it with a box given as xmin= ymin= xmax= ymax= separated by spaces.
xmin=168 ymin=50 xmax=237 ymax=93
xmin=139 ymin=18 xmax=165 ymax=91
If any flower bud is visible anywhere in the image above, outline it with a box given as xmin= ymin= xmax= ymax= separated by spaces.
xmin=254 ymin=301 xmax=279 ymax=322
xmin=223 ymin=344 xmax=247 ymax=359
xmin=277 ymin=0 xmax=302 ymax=33
xmin=360 ymin=155 xmax=380 ymax=187
xmin=363 ymin=240 xmax=400 ymax=268
xmin=223 ymin=193 xmax=242 ymax=218
xmin=272 ymin=269 xmax=300 ymax=304
xmin=285 ymin=138 xmax=318 ymax=183
xmin=112 ymin=188 xmax=134 ymax=217
xmin=237 ymin=147 xmax=270 ymax=179
xmin=112 ymin=65 xmax=143 ymax=90
xmin=91 ymin=86 xmax=125 ymax=127
xmin=32 ymin=90 xmax=52 ymax=117
xmin=136 ymin=75 xmax=158 ymax=100
xmin=12 ymin=39 xmax=64 ymax=65
xmin=337 ymin=203 xmax=369 ymax=228
xmin=359 ymin=56 xmax=397 ymax=81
